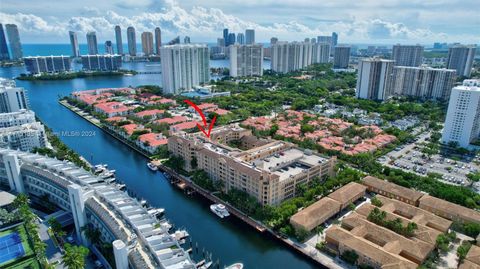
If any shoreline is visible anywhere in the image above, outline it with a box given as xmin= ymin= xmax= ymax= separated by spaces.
xmin=59 ymin=98 xmax=344 ymax=269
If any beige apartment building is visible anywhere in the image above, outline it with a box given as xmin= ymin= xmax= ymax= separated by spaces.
xmin=168 ymin=125 xmax=336 ymax=205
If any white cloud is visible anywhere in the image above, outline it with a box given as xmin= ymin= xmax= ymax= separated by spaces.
xmin=0 ymin=0 xmax=476 ymax=44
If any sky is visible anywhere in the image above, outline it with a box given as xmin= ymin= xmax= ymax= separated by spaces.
xmin=0 ymin=0 xmax=479 ymax=45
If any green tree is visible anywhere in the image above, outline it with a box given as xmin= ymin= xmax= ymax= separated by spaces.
xmin=48 ymin=217 xmax=66 ymax=238
xmin=341 ymin=250 xmax=359 ymax=265
xmin=457 ymin=241 xmax=472 ymax=262
xmin=62 ymin=243 xmax=89 ymax=269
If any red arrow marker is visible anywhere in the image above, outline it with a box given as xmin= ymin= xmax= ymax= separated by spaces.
xmin=183 ymin=99 xmax=217 ymax=138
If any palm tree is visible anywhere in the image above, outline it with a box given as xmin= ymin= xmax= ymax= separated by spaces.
xmin=81 ymin=225 xmax=101 ymax=244
xmin=62 ymin=243 xmax=89 ymax=269
xmin=12 ymin=193 xmax=29 ymax=209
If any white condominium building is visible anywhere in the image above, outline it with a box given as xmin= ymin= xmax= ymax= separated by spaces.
xmin=271 ymin=41 xmax=313 ymax=73
xmin=0 ymin=122 xmax=47 ymax=152
xmin=229 ymin=44 xmax=263 ymax=77
xmin=442 ymin=85 xmax=480 ymax=148
xmin=447 ymin=45 xmax=476 ymax=77
xmin=356 ymin=58 xmax=394 ymax=100
xmin=391 ymin=66 xmax=456 ymax=101
xmin=24 ymin=56 xmax=71 ymax=74
xmin=312 ymin=42 xmax=330 ymax=64
xmin=392 ymin=44 xmax=424 ymax=67
xmin=0 ymin=109 xmax=36 ymax=128
xmin=160 ymin=44 xmax=210 ymax=95
xmin=0 ymin=84 xmax=29 ymax=113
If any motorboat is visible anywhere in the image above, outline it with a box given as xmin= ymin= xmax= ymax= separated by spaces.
xmin=147 ymin=207 xmax=165 ymax=218
xmin=94 ymin=164 xmax=108 ymax=174
xmin=147 ymin=162 xmax=158 ymax=171
xmin=225 ymin=263 xmax=243 ymax=269
xmin=172 ymin=230 xmax=189 ymax=241
xmin=210 ymin=204 xmax=230 ymax=218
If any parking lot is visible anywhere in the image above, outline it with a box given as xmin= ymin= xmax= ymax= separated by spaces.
xmin=379 ymin=132 xmax=479 ymax=187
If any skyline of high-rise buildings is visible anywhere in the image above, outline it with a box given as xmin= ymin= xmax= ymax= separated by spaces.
xmin=69 ymin=31 xmax=80 ymax=57
xmin=447 ymin=45 xmax=476 ymax=78
xmin=391 ymin=44 xmax=424 ymax=67
xmin=127 ymin=26 xmax=137 ymax=57
xmin=86 ymin=31 xmax=98 ymax=55
xmin=0 ymin=24 xmax=10 ymax=60
xmin=141 ymin=32 xmax=154 ymax=56
xmin=229 ymin=44 xmax=263 ymax=77
xmin=155 ymin=27 xmax=162 ymax=55
xmin=160 ymin=44 xmax=210 ymax=94
xmin=104 ymin=40 xmax=114 ymax=55
xmin=5 ymin=24 xmax=23 ymax=60
xmin=356 ymin=58 xmax=394 ymax=101
xmin=115 ymin=25 xmax=123 ymax=55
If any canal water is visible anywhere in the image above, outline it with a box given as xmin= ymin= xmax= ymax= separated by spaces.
xmin=0 ymin=62 xmax=319 ymax=269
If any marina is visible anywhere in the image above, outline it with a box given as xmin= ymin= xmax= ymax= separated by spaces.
xmin=0 ymin=63 xmax=319 ymax=269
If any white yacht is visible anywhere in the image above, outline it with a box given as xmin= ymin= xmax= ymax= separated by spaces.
xmin=147 ymin=162 xmax=158 ymax=171
xmin=210 ymin=204 xmax=230 ymax=218
xmin=94 ymin=164 xmax=108 ymax=174
xmin=225 ymin=263 xmax=243 ymax=269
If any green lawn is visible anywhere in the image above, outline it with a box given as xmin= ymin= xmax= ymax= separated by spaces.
xmin=0 ymin=224 xmax=36 ymax=268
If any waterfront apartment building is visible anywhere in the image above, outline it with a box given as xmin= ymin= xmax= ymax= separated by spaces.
xmin=223 ymin=28 xmax=229 ymax=46
xmin=0 ymin=109 xmax=36 ymax=128
xmin=86 ymin=31 xmax=98 ymax=55
xmin=114 ymin=25 xmax=123 ymax=55
xmin=228 ymin=33 xmax=236 ymax=47
xmin=391 ymin=44 xmax=424 ymax=67
xmin=0 ymin=24 xmax=9 ymax=60
xmin=168 ymin=125 xmax=336 ymax=205
xmin=24 ymin=56 xmax=71 ymax=74
xmin=0 ymin=85 xmax=29 ymax=113
xmin=441 ymin=84 xmax=480 ymax=148
xmin=0 ymin=122 xmax=47 ymax=152
xmin=141 ymin=32 xmax=154 ymax=56
xmin=229 ymin=44 xmax=263 ymax=77
xmin=69 ymin=31 xmax=80 ymax=57
xmin=356 ymin=58 xmax=394 ymax=100
xmin=236 ymin=33 xmax=244 ymax=45
xmin=271 ymin=41 xmax=313 ymax=73
xmin=245 ymin=29 xmax=255 ymax=45
xmin=160 ymin=44 xmax=210 ymax=95
xmin=0 ymin=148 xmax=196 ymax=269
xmin=333 ymin=46 xmax=350 ymax=69
xmin=127 ymin=26 xmax=136 ymax=56
xmin=391 ymin=66 xmax=456 ymax=100
xmin=81 ymin=55 xmax=122 ymax=71
xmin=104 ymin=41 xmax=114 ymax=55
xmin=317 ymin=35 xmax=333 ymax=55
xmin=446 ymin=45 xmax=476 ymax=77
xmin=154 ymin=27 xmax=161 ymax=55
xmin=312 ymin=42 xmax=330 ymax=64
xmin=5 ymin=24 xmax=23 ymax=60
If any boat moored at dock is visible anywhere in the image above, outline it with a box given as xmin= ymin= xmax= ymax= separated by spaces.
xmin=210 ymin=204 xmax=230 ymax=218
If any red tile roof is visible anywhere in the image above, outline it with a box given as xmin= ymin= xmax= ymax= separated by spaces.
xmin=94 ymin=101 xmax=132 ymax=115
xmin=138 ymin=133 xmax=168 ymax=147
xmin=135 ymin=109 xmax=165 ymax=118
xmin=155 ymin=116 xmax=187 ymax=125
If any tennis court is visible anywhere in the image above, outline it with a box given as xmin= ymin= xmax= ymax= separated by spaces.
xmin=0 ymin=232 xmax=25 ymax=265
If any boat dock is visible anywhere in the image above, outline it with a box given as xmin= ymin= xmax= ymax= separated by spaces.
xmin=158 ymin=164 xmax=267 ymax=233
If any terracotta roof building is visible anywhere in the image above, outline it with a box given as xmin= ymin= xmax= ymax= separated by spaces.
xmin=361 ymin=176 xmax=424 ymax=206
xmin=459 ymin=245 xmax=480 ymax=269
xmin=325 ymin=226 xmax=417 ymax=269
xmin=290 ymin=198 xmax=341 ymax=232
xmin=327 ymin=182 xmax=366 ymax=210
xmin=418 ymin=195 xmax=480 ymax=224
xmin=375 ymin=195 xmax=452 ymax=233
